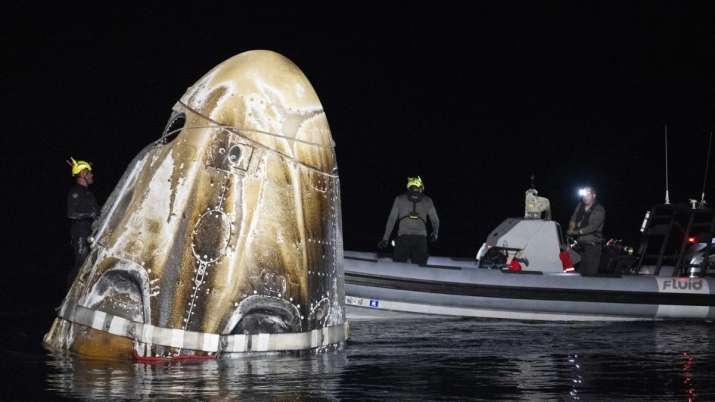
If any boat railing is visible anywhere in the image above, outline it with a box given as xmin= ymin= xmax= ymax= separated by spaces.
xmin=634 ymin=203 xmax=715 ymax=277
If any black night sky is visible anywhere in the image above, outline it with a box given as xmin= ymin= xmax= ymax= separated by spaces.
xmin=2 ymin=2 xmax=714 ymax=301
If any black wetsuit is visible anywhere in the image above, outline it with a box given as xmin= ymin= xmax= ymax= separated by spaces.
xmin=67 ymin=184 xmax=99 ymax=287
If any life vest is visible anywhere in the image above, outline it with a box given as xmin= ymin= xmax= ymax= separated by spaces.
xmin=399 ymin=194 xmax=427 ymax=225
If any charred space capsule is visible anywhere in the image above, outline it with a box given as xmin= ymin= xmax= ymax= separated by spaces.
xmin=44 ymin=50 xmax=347 ymax=360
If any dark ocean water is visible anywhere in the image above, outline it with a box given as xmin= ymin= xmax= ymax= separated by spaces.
xmin=1 ymin=308 xmax=714 ymax=401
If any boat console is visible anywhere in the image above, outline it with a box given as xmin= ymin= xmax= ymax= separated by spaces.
xmin=476 ymin=196 xmax=715 ymax=278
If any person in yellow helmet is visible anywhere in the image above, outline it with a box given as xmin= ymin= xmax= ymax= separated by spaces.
xmin=66 ymin=157 xmax=100 ymax=288
xmin=378 ymin=176 xmax=439 ymax=265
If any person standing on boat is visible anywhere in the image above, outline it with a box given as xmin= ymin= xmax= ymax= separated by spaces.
xmin=378 ymin=176 xmax=439 ymax=265
xmin=567 ymin=186 xmax=605 ymax=275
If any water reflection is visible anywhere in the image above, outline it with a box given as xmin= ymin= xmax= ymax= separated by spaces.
xmin=655 ymin=322 xmax=713 ymax=402
xmin=682 ymin=352 xmax=697 ymax=402
xmin=567 ymin=353 xmax=583 ymax=400
xmin=46 ymin=348 xmax=347 ymax=400
xmin=37 ymin=319 xmax=715 ymax=401
xmin=558 ymin=322 xmax=715 ymax=401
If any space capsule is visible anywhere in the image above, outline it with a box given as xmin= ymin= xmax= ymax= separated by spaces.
xmin=44 ymin=50 xmax=347 ymax=360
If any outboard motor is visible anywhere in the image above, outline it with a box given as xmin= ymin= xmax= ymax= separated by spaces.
xmin=682 ymin=233 xmax=714 ymax=277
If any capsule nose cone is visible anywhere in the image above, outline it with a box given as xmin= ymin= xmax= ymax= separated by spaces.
xmin=179 ymin=50 xmax=336 ymax=173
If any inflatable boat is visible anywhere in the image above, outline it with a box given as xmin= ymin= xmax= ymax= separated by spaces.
xmin=345 ymin=193 xmax=715 ymax=321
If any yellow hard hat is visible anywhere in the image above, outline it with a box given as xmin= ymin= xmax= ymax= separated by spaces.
xmin=67 ymin=157 xmax=92 ymax=176
xmin=406 ymin=176 xmax=424 ymax=190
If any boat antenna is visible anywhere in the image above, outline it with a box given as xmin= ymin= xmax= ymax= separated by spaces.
xmin=530 ymin=173 xmax=535 ymax=189
xmin=664 ymin=124 xmax=670 ymax=205
xmin=699 ymin=131 xmax=713 ymax=208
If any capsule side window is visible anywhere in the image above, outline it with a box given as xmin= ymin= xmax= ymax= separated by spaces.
xmin=159 ymin=112 xmax=186 ymax=144
xmin=227 ymin=143 xmax=254 ymax=172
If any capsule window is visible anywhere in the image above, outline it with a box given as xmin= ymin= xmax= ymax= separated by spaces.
xmin=160 ymin=112 xmax=186 ymax=144
xmin=228 ymin=145 xmax=242 ymax=165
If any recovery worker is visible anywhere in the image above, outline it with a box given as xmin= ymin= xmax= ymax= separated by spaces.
xmin=567 ymin=186 xmax=606 ymax=275
xmin=66 ymin=157 xmax=100 ymax=287
xmin=378 ymin=176 xmax=439 ymax=265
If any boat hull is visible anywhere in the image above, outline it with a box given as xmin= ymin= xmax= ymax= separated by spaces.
xmin=344 ymin=251 xmax=715 ymax=321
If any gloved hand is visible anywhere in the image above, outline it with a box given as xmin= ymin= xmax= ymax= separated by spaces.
xmin=566 ymin=229 xmax=577 ymax=236
xmin=429 ymin=233 xmax=438 ymax=243
xmin=378 ymin=239 xmax=390 ymax=249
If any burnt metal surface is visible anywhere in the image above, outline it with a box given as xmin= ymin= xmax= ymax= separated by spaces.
xmin=44 ymin=50 xmax=346 ymax=359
